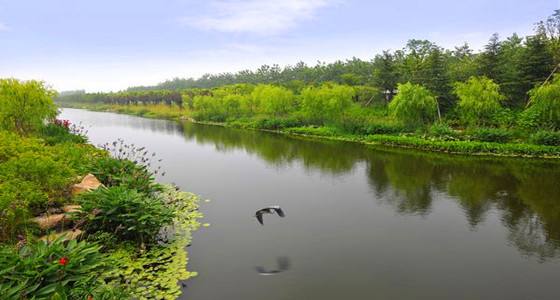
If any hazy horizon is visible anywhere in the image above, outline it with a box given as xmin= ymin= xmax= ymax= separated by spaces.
xmin=0 ymin=0 xmax=557 ymax=92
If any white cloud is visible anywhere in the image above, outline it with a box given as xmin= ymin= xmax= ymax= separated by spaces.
xmin=183 ymin=0 xmax=336 ymax=34
xmin=0 ymin=22 xmax=9 ymax=31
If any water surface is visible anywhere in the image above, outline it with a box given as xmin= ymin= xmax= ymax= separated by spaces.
xmin=61 ymin=108 xmax=560 ymax=300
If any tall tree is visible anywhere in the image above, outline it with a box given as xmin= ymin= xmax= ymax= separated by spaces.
xmin=478 ymin=33 xmax=501 ymax=81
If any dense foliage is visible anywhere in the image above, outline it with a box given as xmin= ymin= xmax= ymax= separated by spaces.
xmin=454 ymin=76 xmax=505 ymax=126
xmin=388 ymin=82 xmax=438 ymax=127
xmin=0 ymin=238 xmax=118 ymax=299
xmin=56 ymin=11 xmax=560 ymax=156
xmin=0 ymin=79 xmax=57 ymax=135
xmin=526 ymin=75 xmax=560 ymax=129
xmin=0 ymin=82 xmax=203 ymax=299
xmin=68 ymin=11 xmax=555 ymax=109
xmin=76 ymin=187 xmax=175 ymax=246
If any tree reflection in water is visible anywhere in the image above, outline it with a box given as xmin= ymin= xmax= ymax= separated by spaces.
xmin=180 ymin=121 xmax=560 ymax=260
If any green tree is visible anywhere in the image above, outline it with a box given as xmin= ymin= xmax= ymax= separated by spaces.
xmin=477 ymin=33 xmax=501 ymax=81
xmin=520 ymin=34 xmax=555 ymax=102
xmin=453 ymin=76 xmax=505 ymax=127
xmin=526 ymin=75 xmax=560 ymax=129
xmin=0 ymin=79 xmax=57 ymax=135
xmin=389 ymin=82 xmax=438 ymax=127
xmin=251 ymin=85 xmax=295 ymax=117
xmin=301 ymin=84 xmax=355 ymax=124
xmin=496 ymin=34 xmax=525 ymax=107
xmin=372 ymin=50 xmax=399 ymax=101
xmin=448 ymin=43 xmax=478 ymax=83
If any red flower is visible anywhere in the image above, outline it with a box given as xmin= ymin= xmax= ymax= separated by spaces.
xmin=58 ymin=257 xmax=69 ymax=266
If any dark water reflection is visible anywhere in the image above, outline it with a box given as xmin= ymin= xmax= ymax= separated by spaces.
xmin=61 ymin=109 xmax=560 ymax=300
xmin=180 ymin=121 xmax=560 ymax=260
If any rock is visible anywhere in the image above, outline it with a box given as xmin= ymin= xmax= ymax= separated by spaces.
xmin=33 ymin=214 xmax=67 ymax=230
xmin=39 ymin=229 xmax=83 ymax=242
xmin=72 ymin=174 xmax=102 ymax=195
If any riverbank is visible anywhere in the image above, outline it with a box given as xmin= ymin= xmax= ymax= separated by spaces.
xmin=60 ymin=103 xmax=560 ymax=159
xmin=0 ymin=121 xmax=202 ymax=299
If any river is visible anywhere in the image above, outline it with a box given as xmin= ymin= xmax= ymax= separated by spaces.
xmin=61 ymin=108 xmax=560 ymax=300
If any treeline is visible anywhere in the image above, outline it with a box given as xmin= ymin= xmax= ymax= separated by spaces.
xmin=116 ymin=10 xmax=560 ymax=111
xmin=57 ymin=90 xmax=184 ymax=106
xmin=56 ymin=10 xmax=560 ymax=149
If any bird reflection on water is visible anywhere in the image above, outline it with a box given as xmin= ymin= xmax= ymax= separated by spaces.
xmin=255 ymin=257 xmax=291 ymax=276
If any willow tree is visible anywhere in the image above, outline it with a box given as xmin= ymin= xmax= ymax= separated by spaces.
xmin=526 ymin=75 xmax=560 ymax=129
xmin=388 ymin=82 xmax=438 ymax=127
xmin=301 ymin=84 xmax=355 ymax=125
xmin=0 ymin=79 xmax=57 ymax=135
xmin=453 ymin=76 xmax=505 ymax=127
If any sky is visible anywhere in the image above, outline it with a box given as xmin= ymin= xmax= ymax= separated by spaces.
xmin=0 ymin=0 xmax=558 ymax=92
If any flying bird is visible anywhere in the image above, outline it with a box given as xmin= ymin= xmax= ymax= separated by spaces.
xmin=255 ymin=205 xmax=285 ymax=225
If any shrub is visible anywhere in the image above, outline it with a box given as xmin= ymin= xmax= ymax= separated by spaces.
xmin=526 ymin=75 xmax=560 ymax=129
xmin=0 ymin=238 xmax=112 ymax=299
xmin=286 ymin=126 xmax=340 ymax=137
xmin=76 ymin=187 xmax=175 ymax=246
xmin=467 ymin=128 xmax=514 ymax=143
xmin=453 ymin=76 xmax=505 ymax=127
xmin=91 ymin=140 xmax=162 ymax=195
xmin=336 ymin=106 xmax=402 ymax=135
xmin=0 ymin=181 xmax=39 ymax=242
xmin=530 ymin=131 xmax=560 ymax=146
xmin=389 ymin=82 xmax=438 ymax=127
xmin=253 ymin=116 xmax=304 ymax=130
xmin=40 ymin=123 xmax=87 ymax=145
xmin=0 ymin=79 xmax=58 ymax=135
xmin=0 ymin=152 xmax=74 ymax=212
xmin=365 ymin=134 xmax=560 ymax=157
xmin=429 ymin=122 xmax=458 ymax=140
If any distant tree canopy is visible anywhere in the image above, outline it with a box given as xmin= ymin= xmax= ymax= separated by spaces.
xmin=55 ymin=10 xmax=560 ymax=128
xmin=104 ymin=11 xmax=557 ymax=109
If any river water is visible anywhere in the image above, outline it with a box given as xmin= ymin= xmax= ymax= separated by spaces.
xmin=61 ymin=108 xmax=560 ymax=300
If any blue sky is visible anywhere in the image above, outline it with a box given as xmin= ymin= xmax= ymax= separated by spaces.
xmin=0 ymin=0 xmax=558 ymax=92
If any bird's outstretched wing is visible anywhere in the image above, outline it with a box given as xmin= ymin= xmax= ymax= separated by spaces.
xmin=256 ymin=213 xmax=264 ymax=225
xmin=273 ymin=207 xmax=285 ymax=217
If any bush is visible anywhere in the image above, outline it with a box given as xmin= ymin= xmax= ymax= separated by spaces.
xmin=467 ymin=128 xmax=514 ymax=143
xmin=76 ymin=187 xmax=175 ymax=246
xmin=336 ymin=106 xmax=402 ymax=135
xmin=40 ymin=123 xmax=87 ymax=145
xmin=530 ymin=131 xmax=560 ymax=146
xmin=253 ymin=116 xmax=304 ymax=130
xmin=389 ymin=82 xmax=438 ymax=127
xmin=429 ymin=122 xmax=458 ymax=140
xmin=0 ymin=152 xmax=74 ymax=212
xmin=365 ymin=134 xmax=560 ymax=157
xmin=89 ymin=156 xmax=159 ymax=194
xmin=0 ymin=238 xmax=112 ymax=299
xmin=453 ymin=76 xmax=505 ymax=127
xmin=0 ymin=79 xmax=58 ymax=135
xmin=0 ymin=131 xmax=104 ymax=242
xmin=526 ymin=75 xmax=560 ymax=129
